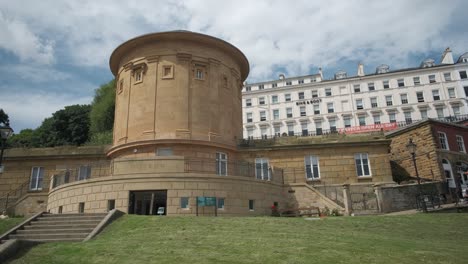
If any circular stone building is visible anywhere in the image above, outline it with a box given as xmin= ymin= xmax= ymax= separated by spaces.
xmin=47 ymin=31 xmax=286 ymax=216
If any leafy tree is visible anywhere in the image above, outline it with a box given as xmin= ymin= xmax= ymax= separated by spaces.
xmin=90 ymin=80 xmax=115 ymax=134
xmin=7 ymin=129 xmax=34 ymax=148
xmin=32 ymin=104 xmax=91 ymax=147
xmin=0 ymin=109 xmax=9 ymax=126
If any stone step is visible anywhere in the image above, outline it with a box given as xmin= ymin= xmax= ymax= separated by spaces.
xmin=24 ymin=223 xmax=98 ymax=230
xmin=42 ymin=213 xmax=107 ymax=217
xmin=16 ymin=228 xmax=94 ymax=234
xmin=9 ymin=233 xmax=89 ymax=240
xmin=36 ymin=215 xmax=104 ymax=221
xmin=30 ymin=219 xmax=101 ymax=226
xmin=15 ymin=238 xmax=83 ymax=243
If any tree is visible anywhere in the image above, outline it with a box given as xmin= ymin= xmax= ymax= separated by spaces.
xmin=0 ymin=109 xmax=9 ymax=126
xmin=90 ymin=80 xmax=115 ymax=134
xmin=32 ymin=104 xmax=91 ymax=147
xmin=7 ymin=129 xmax=34 ymax=148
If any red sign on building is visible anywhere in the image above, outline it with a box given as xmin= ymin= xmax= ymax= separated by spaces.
xmin=339 ymin=122 xmax=398 ymax=134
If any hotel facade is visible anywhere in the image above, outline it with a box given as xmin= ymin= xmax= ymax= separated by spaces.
xmin=242 ymin=49 xmax=468 ymax=139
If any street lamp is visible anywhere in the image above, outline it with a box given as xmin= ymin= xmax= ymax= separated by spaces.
xmin=0 ymin=125 xmax=14 ymax=173
xmin=406 ymin=138 xmax=427 ymax=212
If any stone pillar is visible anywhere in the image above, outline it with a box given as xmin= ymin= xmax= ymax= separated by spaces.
xmin=342 ymin=184 xmax=352 ymax=216
xmin=373 ymin=184 xmax=384 ymax=213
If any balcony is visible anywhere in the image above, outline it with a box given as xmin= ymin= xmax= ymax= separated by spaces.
xmin=51 ymin=158 xmax=284 ymax=189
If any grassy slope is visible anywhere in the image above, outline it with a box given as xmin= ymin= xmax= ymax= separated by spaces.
xmin=7 ymin=214 xmax=468 ymax=264
xmin=0 ymin=218 xmax=24 ymax=234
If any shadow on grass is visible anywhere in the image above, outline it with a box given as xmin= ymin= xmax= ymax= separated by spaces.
xmin=5 ymin=241 xmax=38 ymax=264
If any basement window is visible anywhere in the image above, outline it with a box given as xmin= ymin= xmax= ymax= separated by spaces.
xmin=79 ymin=202 xmax=85 ymax=213
xmin=108 ymin=200 xmax=116 ymax=211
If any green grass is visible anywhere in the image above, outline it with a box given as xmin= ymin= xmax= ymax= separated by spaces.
xmin=0 ymin=217 xmax=24 ymax=234
xmin=7 ymin=214 xmax=468 ymax=264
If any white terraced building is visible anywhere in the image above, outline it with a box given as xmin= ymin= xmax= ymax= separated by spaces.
xmin=242 ymin=48 xmax=468 ymax=139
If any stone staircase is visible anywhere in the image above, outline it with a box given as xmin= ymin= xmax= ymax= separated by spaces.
xmin=4 ymin=213 xmax=107 ymax=243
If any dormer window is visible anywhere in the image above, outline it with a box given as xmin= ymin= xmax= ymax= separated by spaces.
xmin=376 ymin=65 xmax=389 ymax=74
xmin=421 ymin=59 xmax=435 ymax=68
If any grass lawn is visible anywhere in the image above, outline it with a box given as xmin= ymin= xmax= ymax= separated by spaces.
xmin=0 ymin=217 xmax=24 ymax=234
xmin=7 ymin=214 xmax=468 ymax=264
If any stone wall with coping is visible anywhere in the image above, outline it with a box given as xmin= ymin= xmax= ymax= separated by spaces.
xmin=47 ymin=173 xmax=286 ymax=216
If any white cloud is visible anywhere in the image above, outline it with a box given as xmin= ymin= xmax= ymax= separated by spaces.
xmin=1 ymin=0 xmax=468 ymax=131
xmin=1 ymin=0 xmax=467 ymax=82
xmin=0 ymin=64 xmax=71 ymax=83
xmin=0 ymin=11 xmax=54 ymax=64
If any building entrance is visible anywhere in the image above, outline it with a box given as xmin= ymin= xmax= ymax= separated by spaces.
xmin=129 ymin=190 xmax=167 ymax=215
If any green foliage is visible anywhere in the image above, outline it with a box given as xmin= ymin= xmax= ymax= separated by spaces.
xmin=31 ymin=104 xmax=91 ymax=147
xmin=391 ymin=160 xmax=412 ymax=184
xmin=0 ymin=108 xmax=9 ymax=126
xmin=7 ymin=129 xmax=35 ymax=148
xmin=90 ymin=80 xmax=115 ymax=135
xmin=86 ymin=131 xmax=113 ymax=145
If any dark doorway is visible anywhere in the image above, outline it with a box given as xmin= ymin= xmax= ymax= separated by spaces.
xmin=129 ymin=190 xmax=167 ymax=215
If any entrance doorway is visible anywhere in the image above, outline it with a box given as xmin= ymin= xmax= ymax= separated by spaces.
xmin=129 ymin=190 xmax=167 ymax=215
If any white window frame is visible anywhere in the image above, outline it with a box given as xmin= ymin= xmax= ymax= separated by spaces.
xmin=260 ymin=111 xmax=266 ymax=121
xmin=298 ymin=92 xmax=305 ymax=100
xmin=195 ymin=69 xmax=204 ymax=80
xmin=432 ymin=90 xmax=440 ymax=101
xmin=400 ymin=94 xmax=408 ymax=104
xmin=356 ymin=99 xmax=363 ymax=110
xmin=438 ymin=132 xmax=449 ymax=150
xmin=245 ymin=99 xmax=252 ymax=107
xmin=416 ymin=91 xmax=424 ymax=102
xmin=325 ymin=88 xmax=332 ymax=96
xmin=259 ymin=97 xmax=265 ymax=105
xmin=447 ymin=87 xmax=456 ymax=98
xmin=300 ymin=106 xmax=306 ymax=116
xmin=286 ymin=108 xmax=293 ymax=118
xmin=355 ymin=153 xmax=371 ymax=177
xmin=368 ymin=82 xmax=375 ymax=91
xmin=327 ymin=102 xmax=334 ymax=113
xmin=273 ymin=109 xmax=280 ymax=120
xmin=30 ymin=167 xmax=44 ymax=191
xmin=285 ymin=94 xmax=291 ymax=102
xmin=304 ymin=155 xmax=320 ymax=180
xmin=456 ymin=135 xmax=465 ymax=153
xmin=216 ymin=152 xmax=228 ymax=176
xmin=370 ymin=97 xmax=378 ymax=108
xmin=429 ymin=74 xmax=436 ymax=83
xmin=444 ymin=72 xmax=452 ymax=81
xmin=385 ymin=95 xmax=393 ymax=106
xmin=413 ymin=76 xmax=421 ymax=85
xmin=271 ymin=95 xmax=278 ymax=104
xmin=255 ymin=158 xmax=270 ymax=180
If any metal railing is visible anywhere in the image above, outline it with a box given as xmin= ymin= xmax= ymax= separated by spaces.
xmin=51 ymin=162 xmax=111 ymax=188
xmin=242 ymin=114 xmax=468 ymax=143
xmin=51 ymin=159 xmax=284 ymax=189
xmin=0 ymin=175 xmax=51 ymax=214
xmin=184 ymin=159 xmax=284 ymax=184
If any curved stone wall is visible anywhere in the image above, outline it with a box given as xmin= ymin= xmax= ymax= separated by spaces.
xmin=108 ymin=31 xmax=250 ymax=158
xmin=47 ymin=174 xmax=285 ymax=216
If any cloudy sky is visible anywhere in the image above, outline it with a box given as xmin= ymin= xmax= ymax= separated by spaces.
xmin=1 ymin=0 xmax=467 ymax=132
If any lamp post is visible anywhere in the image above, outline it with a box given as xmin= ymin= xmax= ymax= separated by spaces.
xmin=406 ymin=138 xmax=427 ymax=212
xmin=0 ymin=125 xmax=14 ymax=173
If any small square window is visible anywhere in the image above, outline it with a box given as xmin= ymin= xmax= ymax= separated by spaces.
xmin=397 ymin=79 xmax=405 ymax=87
xmin=118 ymin=79 xmax=124 ymax=94
xmin=368 ymin=83 xmax=375 ymax=91
xmin=162 ymin=65 xmax=174 ymax=79
xmin=157 ymin=148 xmax=173 ymax=156
xmin=248 ymin=200 xmax=254 ymax=211
xmin=325 ymin=88 xmax=332 ymax=96
xmin=258 ymin=84 xmax=264 ymax=90
xmin=217 ymin=198 xmax=225 ymax=209
xmin=79 ymin=202 xmax=85 ymax=213
xmin=286 ymin=81 xmax=292 ymax=86
xmin=429 ymin=75 xmax=436 ymax=83
xmin=459 ymin=71 xmax=467 ymax=80
xmin=285 ymin=94 xmax=291 ymax=102
xmin=444 ymin=72 xmax=452 ymax=81
xmin=108 ymin=200 xmax=115 ymax=211
xmin=413 ymin=77 xmax=421 ymax=85
xmin=354 ymin=84 xmax=361 ymax=93
xmin=383 ymin=80 xmax=390 ymax=89
xmin=195 ymin=69 xmax=204 ymax=80
xmin=298 ymin=92 xmax=305 ymax=100
xmin=181 ymin=197 xmax=189 ymax=209
xmin=134 ymin=70 xmax=143 ymax=83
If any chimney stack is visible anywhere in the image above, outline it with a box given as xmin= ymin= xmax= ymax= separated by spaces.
xmin=357 ymin=63 xmax=365 ymax=77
